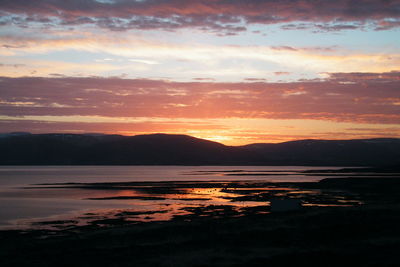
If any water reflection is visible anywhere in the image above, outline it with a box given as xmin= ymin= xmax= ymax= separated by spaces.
xmin=1 ymin=165 xmax=380 ymax=230
xmin=3 ymin=180 xmax=363 ymax=230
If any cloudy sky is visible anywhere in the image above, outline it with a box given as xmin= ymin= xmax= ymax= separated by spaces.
xmin=0 ymin=0 xmax=399 ymax=145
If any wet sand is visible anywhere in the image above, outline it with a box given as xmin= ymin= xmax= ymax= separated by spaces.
xmin=1 ymin=175 xmax=400 ymax=266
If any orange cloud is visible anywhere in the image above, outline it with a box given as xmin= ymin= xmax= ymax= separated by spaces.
xmin=1 ymin=74 xmax=399 ymax=123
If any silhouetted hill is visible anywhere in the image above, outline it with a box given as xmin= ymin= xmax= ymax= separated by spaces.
xmin=240 ymin=138 xmax=400 ymax=166
xmin=0 ymin=133 xmax=399 ymax=166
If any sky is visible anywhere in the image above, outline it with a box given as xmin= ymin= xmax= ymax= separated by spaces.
xmin=0 ymin=0 xmax=399 ymax=145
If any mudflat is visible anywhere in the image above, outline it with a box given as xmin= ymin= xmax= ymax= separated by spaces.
xmin=1 ymin=176 xmax=400 ymax=266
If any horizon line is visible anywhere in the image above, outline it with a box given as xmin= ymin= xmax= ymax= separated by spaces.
xmin=1 ymin=132 xmax=399 ymax=147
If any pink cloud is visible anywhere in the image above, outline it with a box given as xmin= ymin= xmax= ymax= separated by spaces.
xmin=328 ymin=71 xmax=400 ymax=82
xmin=1 ymin=0 xmax=399 ymax=32
xmin=0 ymin=72 xmax=399 ymax=123
xmin=274 ymin=72 xmax=291 ymax=76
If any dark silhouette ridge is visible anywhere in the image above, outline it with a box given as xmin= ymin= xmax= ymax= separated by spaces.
xmin=0 ymin=132 xmax=399 ymax=166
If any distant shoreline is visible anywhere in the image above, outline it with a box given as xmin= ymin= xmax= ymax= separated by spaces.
xmin=1 ymin=133 xmax=399 ymax=166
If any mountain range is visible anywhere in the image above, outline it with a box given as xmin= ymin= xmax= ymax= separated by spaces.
xmin=0 ymin=133 xmax=399 ymax=166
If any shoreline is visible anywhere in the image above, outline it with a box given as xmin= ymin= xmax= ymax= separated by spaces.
xmin=1 ymin=176 xmax=400 ymax=266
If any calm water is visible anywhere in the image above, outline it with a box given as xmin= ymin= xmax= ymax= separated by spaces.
xmin=0 ymin=165 xmax=348 ymax=229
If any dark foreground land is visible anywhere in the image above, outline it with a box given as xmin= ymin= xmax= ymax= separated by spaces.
xmin=1 ymin=177 xmax=400 ymax=266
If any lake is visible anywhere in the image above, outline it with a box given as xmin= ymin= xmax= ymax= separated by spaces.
xmin=0 ymin=165 xmax=355 ymax=229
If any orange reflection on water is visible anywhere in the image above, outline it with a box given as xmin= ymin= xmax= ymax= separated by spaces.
xmin=19 ymin=181 xmax=365 ymax=230
xmin=180 ymin=188 xmax=239 ymax=201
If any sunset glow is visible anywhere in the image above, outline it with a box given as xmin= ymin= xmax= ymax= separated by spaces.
xmin=1 ymin=0 xmax=399 ymax=144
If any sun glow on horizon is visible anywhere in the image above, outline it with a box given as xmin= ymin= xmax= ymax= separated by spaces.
xmin=1 ymin=1 xmax=399 ymax=141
